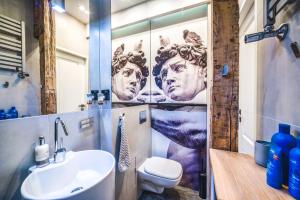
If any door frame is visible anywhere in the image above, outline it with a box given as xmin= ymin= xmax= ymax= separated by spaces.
xmin=238 ymin=0 xmax=258 ymax=155
xmin=55 ymin=47 xmax=89 ymax=113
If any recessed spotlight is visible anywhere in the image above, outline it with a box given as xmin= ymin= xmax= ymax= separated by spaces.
xmin=52 ymin=0 xmax=65 ymax=13
xmin=53 ymin=5 xmax=65 ymax=13
xmin=79 ymin=5 xmax=85 ymax=11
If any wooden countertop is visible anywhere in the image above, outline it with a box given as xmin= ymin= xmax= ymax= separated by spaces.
xmin=210 ymin=149 xmax=295 ymax=200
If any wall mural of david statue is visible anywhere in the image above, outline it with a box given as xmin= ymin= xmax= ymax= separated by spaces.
xmin=112 ymin=29 xmax=207 ymax=104
xmin=152 ymin=30 xmax=207 ymax=104
xmin=112 ymin=41 xmax=149 ymax=102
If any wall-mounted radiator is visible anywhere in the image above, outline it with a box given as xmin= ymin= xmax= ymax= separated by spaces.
xmin=0 ymin=14 xmax=28 ymax=78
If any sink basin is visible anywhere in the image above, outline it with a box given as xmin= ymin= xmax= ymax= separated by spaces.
xmin=21 ymin=150 xmax=115 ymax=200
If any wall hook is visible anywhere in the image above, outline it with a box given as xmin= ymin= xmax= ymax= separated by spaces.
xmin=17 ymin=71 xmax=30 ymax=79
xmin=291 ymin=42 xmax=300 ymax=58
xmin=2 ymin=81 xmax=9 ymax=88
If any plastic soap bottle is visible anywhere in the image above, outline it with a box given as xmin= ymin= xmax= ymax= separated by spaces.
xmin=289 ymin=137 xmax=300 ymax=199
xmin=8 ymin=107 xmax=18 ymax=119
xmin=267 ymin=145 xmax=283 ymax=189
xmin=270 ymin=123 xmax=296 ymax=187
xmin=0 ymin=109 xmax=6 ymax=120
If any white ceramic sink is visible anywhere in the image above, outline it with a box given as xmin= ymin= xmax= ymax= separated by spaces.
xmin=21 ymin=150 xmax=115 ymax=200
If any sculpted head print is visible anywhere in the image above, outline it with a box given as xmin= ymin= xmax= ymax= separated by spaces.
xmin=153 ymin=30 xmax=207 ymax=102
xmin=112 ymin=41 xmax=149 ymax=101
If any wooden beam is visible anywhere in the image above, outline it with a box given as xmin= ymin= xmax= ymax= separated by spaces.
xmin=211 ymin=0 xmax=239 ymax=151
xmin=34 ymin=0 xmax=57 ymax=114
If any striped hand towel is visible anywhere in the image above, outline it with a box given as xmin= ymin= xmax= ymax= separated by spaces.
xmin=118 ymin=115 xmax=131 ymax=172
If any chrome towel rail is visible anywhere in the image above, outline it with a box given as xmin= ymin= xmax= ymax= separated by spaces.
xmin=0 ymin=14 xmax=29 ymax=78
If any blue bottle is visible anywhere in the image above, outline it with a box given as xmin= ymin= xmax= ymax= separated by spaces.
xmin=8 ymin=107 xmax=18 ymax=119
xmin=267 ymin=145 xmax=283 ymax=189
xmin=271 ymin=124 xmax=297 ymax=186
xmin=289 ymin=138 xmax=300 ymax=199
xmin=0 ymin=109 xmax=6 ymax=120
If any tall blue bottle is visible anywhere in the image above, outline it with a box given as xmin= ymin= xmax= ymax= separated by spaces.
xmin=289 ymin=138 xmax=300 ymax=199
xmin=0 ymin=109 xmax=6 ymax=120
xmin=8 ymin=107 xmax=18 ymax=119
xmin=267 ymin=145 xmax=283 ymax=189
xmin=271 ymin=124 xmax=297 ymax=186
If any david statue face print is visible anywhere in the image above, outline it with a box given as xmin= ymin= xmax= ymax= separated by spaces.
xmin=160 ymin=54 xmax=206 ymax=101
xmin=153 ymin=30 xmax=207 ymax=102
xmin=112 ymin=62 xmax=143 ymax=101
xmin=112 ymin=41 xmax=149 ymax=102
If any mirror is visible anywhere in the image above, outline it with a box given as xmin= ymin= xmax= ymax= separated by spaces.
xmin=0 ymin=0 xmax=92 ymax=119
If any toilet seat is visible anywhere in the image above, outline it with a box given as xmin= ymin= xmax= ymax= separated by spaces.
xmin=144 ymin=157 xmax=182 ymax=180
xmin=137 ymin=157 xmax=183 ymax=193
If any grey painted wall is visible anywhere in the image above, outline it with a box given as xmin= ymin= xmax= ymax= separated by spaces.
xmin=101 ymin=105 xmax=151 ymax=200
xmin=0 ymin=108 xmax=101 ymax=200
xmin=257 ymin=2 xmax=300 ymax=140
xmin=0 ymin=0 xmax=41 ymax=117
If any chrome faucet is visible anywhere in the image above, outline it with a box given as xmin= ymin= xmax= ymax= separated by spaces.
xmin=54 ymin=117 xmax=69 ymax=163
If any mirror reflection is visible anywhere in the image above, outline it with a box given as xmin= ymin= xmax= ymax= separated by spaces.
xmin=0 ymin=0 xmax=90 ymax=119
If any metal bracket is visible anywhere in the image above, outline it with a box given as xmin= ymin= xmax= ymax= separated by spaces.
xmin=264 ymin=0 xmax=295 ymax=28
xmin=291 ymin=42 xmax=300 ymax=58
xmin=245 ymin=0 xmax=294 ymax=43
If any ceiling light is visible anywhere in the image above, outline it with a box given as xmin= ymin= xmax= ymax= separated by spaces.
xmin=52 ymin=5 xmax=65 ymax=13
xmin=79 ymin=5 xmax=85 ymax=11
xmin=52 ymin=0 xmax=65 ymax=13
xmin=78 ymin=5 xmax=89 ymax=15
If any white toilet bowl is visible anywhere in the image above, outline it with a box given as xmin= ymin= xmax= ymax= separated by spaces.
xmin=138 ymin=157 xmax=183 ymax=194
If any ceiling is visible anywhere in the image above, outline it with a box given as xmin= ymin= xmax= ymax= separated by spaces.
xmin=65 ymin=0 xmax=89 ymax=24
xmin=111 ymin=0 xmax=149 ymax=13
xmin=64 ymin=0 xmax=149 ymax=24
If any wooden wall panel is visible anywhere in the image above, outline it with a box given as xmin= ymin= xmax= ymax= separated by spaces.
xmin=212 ymin=0 xmax=239 ymax=151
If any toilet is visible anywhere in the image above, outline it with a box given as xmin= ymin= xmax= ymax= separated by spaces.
xmin=137 ymin=156 xmax=183 ymax=194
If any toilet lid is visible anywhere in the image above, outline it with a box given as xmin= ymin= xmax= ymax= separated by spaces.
xmin=144 ymin=157 xmax=182 ymax=180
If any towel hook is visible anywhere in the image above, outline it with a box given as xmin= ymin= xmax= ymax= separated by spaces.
xmin=119 ymin=113 xmax=125 ymax=120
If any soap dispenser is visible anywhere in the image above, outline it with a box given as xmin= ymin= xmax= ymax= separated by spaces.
xmin=35 ymin=136 xmax=49 ymax=167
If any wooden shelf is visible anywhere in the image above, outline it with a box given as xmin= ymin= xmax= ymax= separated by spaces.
xmin=210 ymin=149 xmax=295 ymax=200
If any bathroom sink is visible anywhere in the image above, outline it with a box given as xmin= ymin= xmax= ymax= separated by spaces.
xmin=21 ymin=150 xmax=115 ymax=200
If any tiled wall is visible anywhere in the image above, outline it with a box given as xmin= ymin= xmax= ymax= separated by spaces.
xmin=257 ymin=2 xmax=300 ymax=141
xmin=0 ymin=108 xmax=101 ymax=200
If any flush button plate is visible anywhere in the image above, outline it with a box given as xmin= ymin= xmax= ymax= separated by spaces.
xmin=139 ymin=110 xmax=147 ymax=124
